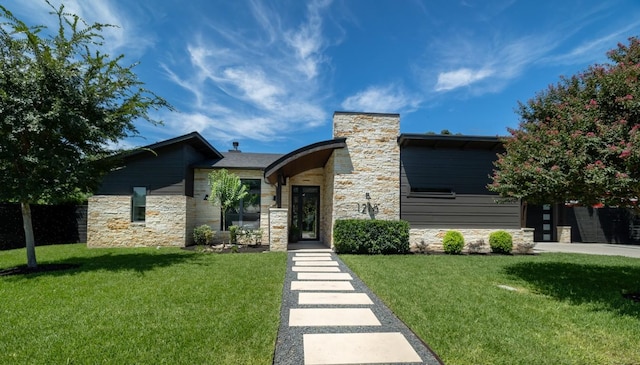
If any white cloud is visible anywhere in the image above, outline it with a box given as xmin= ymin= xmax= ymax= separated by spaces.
xmin=434 ymin=68 xmax=494 ymax=92
xmin=9 ymin=0 xmax=155 ymax=57
xmin=342 ymin=85 xmax=419 ymax=113
xmin=162 ymin=0 xmax=335 ymax=144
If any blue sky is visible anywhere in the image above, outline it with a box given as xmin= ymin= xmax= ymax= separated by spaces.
xmin=9 ymin=0 xmax=640 ymax=153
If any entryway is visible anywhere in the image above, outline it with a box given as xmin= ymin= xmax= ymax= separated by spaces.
xmin=291 ymin=186 xmax=320 ymax=241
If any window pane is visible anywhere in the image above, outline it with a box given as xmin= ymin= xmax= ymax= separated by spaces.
xmin=132 ymin=187 xmax=146 ymax=222
xmin=224 ymin=179 xmax=260 ymax=230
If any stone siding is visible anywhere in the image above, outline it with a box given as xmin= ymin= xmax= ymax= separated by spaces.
xmin=88 ymin=195 xmax=187 ymax=247
xmin=328 ymin=112 xmax=401 ymax=247
xmin=557 ymin=226 xmax=572 ymax=243
xmin=269 ymin=208 xmax=288 ymax=251
xmin=193 ymin=168 xmax=276 ymax=244
xmin=410 ymin=228 xmax=536 ymax=254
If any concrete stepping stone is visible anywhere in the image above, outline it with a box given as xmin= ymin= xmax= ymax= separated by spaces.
xmin=294 ymin=253 xmax=332 ymax=257
xmin=292 ymin=266 xmax=341 ymax=272
xmin=291 ymin=281 xmax=354 ymax=291
xmin=289 ymin=308 xmax=380 ymax=326
xmin=303 ymin=332 xmax=422 ymax=364
xmin=294 ymin=261 xmax=339 ymax=266
xmin=297 ymin=272 xmax=352 ymax=280
xmin=298 ymin=292 xmax=373 ymax=305
xmin=293 ymin=256 xmax=333 ymax=261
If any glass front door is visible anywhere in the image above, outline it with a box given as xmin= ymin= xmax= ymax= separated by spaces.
xmin=291 ymin=186 xmax=320 ymax=240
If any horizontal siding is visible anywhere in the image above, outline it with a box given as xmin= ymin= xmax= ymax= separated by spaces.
xmin=98 ymin=144 xmax=190 ymax=195
xmin=400 ymin=146 xmax=520 ymax=228
xmin=401 ymin=194 xmax=520 ymax=228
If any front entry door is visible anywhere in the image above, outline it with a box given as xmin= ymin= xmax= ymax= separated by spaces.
xmin=292 ymin=186 xmax=320 ymax=240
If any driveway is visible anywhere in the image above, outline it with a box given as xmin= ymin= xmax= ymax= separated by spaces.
xmin=534 ymin=242 xmax=640 ymax=258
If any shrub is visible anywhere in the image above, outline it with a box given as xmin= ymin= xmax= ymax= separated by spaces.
xmin=442 ymin=230 xmax=464 ymax=254
xmin=489 ymin=230 xmax=513 ymax=254
xmin=193 ymin=225 xmax=214 ymax=246
xmin=333 ymin=219 xmax=410 ymax=254
xmin=229 ymin=225 xmax=240 ymax=244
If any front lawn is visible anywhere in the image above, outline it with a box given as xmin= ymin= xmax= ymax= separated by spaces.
xmin=341 ymin=253 xmax=640 ymax=365
xmin=0 ymin=244 xmax=287 ymax=364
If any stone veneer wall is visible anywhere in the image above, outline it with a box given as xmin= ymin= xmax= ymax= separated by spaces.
xmin=193 ymin=168 xmax=276 ymax=244
xmin=88 ymin=195 xmax=187 ymax=247
xmin=410 ymin=228 xmax=536 ymax=254
xmin=268 ymin=208 xmax=288 ymax=251
xmin=328 ymin=112 xmax=401 ymax=247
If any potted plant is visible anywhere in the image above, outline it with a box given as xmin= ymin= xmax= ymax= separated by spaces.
xmin=289 ymin=225 xmax=300 ymax=243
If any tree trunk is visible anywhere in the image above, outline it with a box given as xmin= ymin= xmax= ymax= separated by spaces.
xmin=21 ymin=202 xmax=37 ymax=268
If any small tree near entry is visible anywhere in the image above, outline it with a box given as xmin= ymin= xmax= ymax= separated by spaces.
xmin=0 ymin=3 xmax=171 ymax=267
xmin=489 ymin=37 xmax=640 ymax=210
xmin=208 ymin=169 xmax=248 ymax=242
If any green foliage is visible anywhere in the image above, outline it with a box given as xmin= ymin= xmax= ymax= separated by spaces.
xmin=229 ymin=225 xmax=240 ymax=244
xmin=208 ymin=169 xmax=248 ymax=232
xmin=489 ymin=230 xmax=513 ymax=254
xmin=193 ymin=225 xmax=214 ymax=246
xmin=333 ymin=219 xmax=410 ymax=254
xmin=442 ymin=230 xmax=464 ymax=254
xmin=489 ymin=37 xmax=640 ymax=208
xmin=0 ymin=3 xmax=171 ymax=205
xmin=0 ymin=2 xmax=171 ymax=266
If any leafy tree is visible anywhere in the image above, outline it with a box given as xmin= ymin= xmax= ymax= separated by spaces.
xmin=489 ymin=37 xmax=640 ymax=212
xmin=208 ymin=169 xmax=248 ymax=240
xmin=0 ymin=2 xmax=171 ymax=267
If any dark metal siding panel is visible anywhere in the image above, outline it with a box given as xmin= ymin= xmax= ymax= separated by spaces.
xmin=400 ymin=146 xmax=520 ymax=228
xmin=566 ymin=206 xmax=633 ymax=243
xmin=97 ymin=144 xmax=188 ymax=195
xmin=183 ymin=144 xmax=210 ymax=197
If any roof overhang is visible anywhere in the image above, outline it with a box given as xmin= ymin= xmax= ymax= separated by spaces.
xmin=264 ymin=138 xmax=347 ymax=184
xmin=398 ymin=133 xmax=505 ymax=151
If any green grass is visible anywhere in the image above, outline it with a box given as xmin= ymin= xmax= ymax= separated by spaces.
xmin=0 ymin=244 xmax=287 ymax=364
xmin=341 ymin=253 xmax=640 ymax=365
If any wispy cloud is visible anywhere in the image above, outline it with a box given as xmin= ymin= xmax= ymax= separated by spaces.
xmin=434 ymin=68 xmax=494 ymax=92
xmin=163 ymin=0 xmax=335 ymax=144
xmin=341 ymin=84 xmax=420 ymax=113
xmin=547 ymin=21 xmax=640 ymax=66
xmin=10 ymin=0 xmax=155 ymax=57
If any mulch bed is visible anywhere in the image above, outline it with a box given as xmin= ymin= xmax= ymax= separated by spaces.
xmin=0 ymin=263 xmax=80 ymax=277
xmin=181 ymin=244 xmax=270 ymax=254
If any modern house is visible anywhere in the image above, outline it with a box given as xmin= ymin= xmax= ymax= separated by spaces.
xmin=87 ymin=112 xmax=538 ymax=251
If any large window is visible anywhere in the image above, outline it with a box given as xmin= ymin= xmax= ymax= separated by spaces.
xmin=224 ymin=179 xmax=261 ymax=230
xmin=131 ymin=187 xmax=147 ymax=222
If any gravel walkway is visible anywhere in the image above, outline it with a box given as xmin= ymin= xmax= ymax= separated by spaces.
xmin=273 ymin=250 xmax=443 ymax=365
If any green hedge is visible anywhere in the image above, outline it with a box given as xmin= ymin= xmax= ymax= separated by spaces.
xmin=333 ymin=219 xmax=410 ymax=254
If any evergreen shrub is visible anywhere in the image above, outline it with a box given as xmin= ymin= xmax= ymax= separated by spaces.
xmin=333 ymin=219 xmax=409 ymax=254
xmin=442 ymin=230 xmax=464 ymax=254
xmin=489 ymin=230 xmax=513 ymax=254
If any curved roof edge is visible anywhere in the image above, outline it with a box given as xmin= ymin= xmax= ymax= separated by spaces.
xmin=264 ymin=138 xmax=347 ymax=184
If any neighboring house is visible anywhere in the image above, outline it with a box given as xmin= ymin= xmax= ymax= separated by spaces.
xmin=87 ymin=112 xmax=536 ymax=250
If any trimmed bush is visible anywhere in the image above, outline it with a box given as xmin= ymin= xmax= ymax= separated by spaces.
xmin=489 ymin=230 xmax=513 ymax=254
xmin=193 ymin=225 xmax=214 ymax=246
xmin=333 ymin=219 xmax=410 ymax=254
xmin=442 ymin=230 xmax=464 ymax=254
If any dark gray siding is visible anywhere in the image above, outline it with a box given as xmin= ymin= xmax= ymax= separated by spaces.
xmin=98 ymin=144 xmax=215 ymax=196
xmin=183 ymin=144 xmax=207 ymax=197
xmin=400 ymin=146 xmax=520 ymax=228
